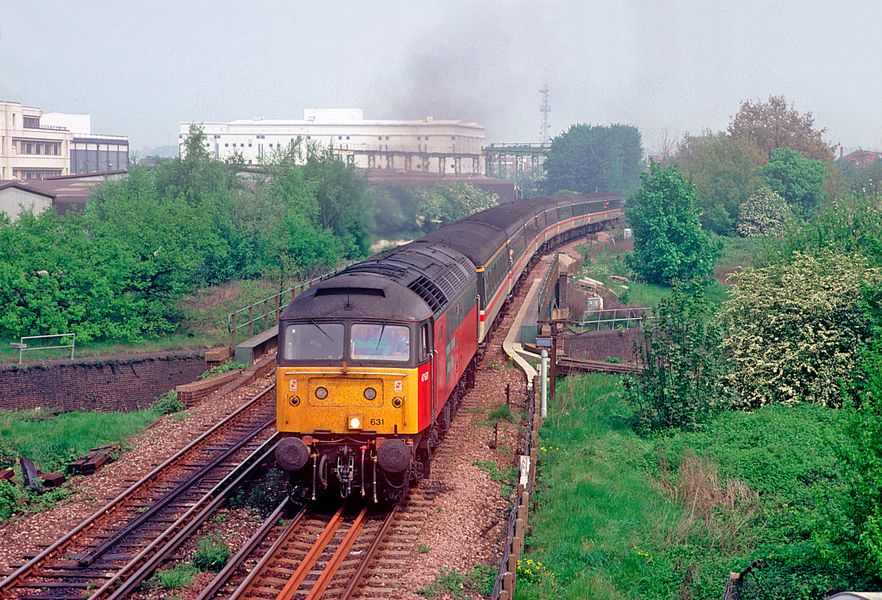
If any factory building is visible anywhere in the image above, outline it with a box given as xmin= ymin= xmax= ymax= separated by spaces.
xmin=0 ymin=100 xmax=129 ymax=180
xmin=181 ymin=109 xmax=486 ymax=174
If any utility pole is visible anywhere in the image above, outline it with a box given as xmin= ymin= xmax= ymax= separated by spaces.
xmin=539 ymin=84 xmax=551 ymax=145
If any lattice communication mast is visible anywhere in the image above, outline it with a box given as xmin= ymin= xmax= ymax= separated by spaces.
xmin=539 ymin=84 xmax=551 ymax=144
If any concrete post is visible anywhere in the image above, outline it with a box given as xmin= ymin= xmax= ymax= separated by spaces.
xmin=540 ymin=348 xmax=548 ymax=419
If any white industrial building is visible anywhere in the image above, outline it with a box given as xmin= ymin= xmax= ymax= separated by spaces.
xmin=180 ymin=109 xmax=486 ymax=174
xmin=0 ymin=100 xmax=128 ymax=180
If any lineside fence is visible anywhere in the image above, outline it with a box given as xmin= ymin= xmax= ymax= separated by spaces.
xmin=227 ymin=272 xmax=339 ymax=346
xmin=492 ymin=376 xmax=539 ymax=600
xmin=574 ymin=306 xmax=651 ymax=331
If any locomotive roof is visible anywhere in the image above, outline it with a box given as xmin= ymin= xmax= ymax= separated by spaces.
xmin=281 ymin=272 xmax=434 ymax=322
xmin=343 ymin=240 xmax=475 ymax=315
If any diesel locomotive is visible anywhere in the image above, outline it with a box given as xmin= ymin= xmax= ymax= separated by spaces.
xmin=273 ymin=193 xmax=623 ymax=502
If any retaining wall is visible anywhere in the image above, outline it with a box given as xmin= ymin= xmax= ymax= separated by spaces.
xmin=0 ymin=350 xmax=209 ymax=413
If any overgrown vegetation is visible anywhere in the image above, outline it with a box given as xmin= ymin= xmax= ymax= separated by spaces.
xmin=415 ymin=563 xmax=497 ymax=599
xmin=521 ymin=374 xmax=875 ymax=599
xmin=191 ymin=533 xmax=230 ymax=573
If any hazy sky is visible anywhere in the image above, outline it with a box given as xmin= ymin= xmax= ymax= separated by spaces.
xmin=2 ymin=1 xmax=881 ymax=154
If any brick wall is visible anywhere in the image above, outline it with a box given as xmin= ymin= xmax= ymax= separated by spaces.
xmin=0 ymin=350 xmax=208 ymax=413
xmin=562 ymin=329 xmax=642 ymax=363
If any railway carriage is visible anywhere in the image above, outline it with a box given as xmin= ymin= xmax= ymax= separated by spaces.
xmin=274 ymin=193 xmax=623 ymax=502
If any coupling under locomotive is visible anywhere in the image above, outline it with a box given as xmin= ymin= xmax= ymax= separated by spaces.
xmin=274 ymin=241 xmax=477 ymax=503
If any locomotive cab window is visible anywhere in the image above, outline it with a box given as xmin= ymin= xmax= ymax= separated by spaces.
xmin=284 ymin=322 xmax=344 ymax=360
xmin=351 ymin=323 xmax=410 ymax=362
xmin=419 ymin=323 xmax=431 ymax=362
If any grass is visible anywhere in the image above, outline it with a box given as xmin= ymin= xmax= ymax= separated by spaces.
xmin=0 ymin=408 xmax=159 ymax=474
xmin=519 ymin=373 xmax=870 ymax=600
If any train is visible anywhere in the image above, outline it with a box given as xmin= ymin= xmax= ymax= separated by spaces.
xmin=273 ymin=193 xmax=623 ymax=502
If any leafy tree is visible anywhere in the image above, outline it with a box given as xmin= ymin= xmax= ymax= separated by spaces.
xmin=720 ymin=250 xmax=880 ymax=408
xmin=625 ymin=282 xmax=727 ymax=432
xmin=542 ymin=124 xmax=643 ymax=196
xmin=302 ymin=146 xmax=373 ymax=259
xmin=625 ymin=162 xmax=721 ymax=285
xmin=759 ymin=147 xmax=828 ymax=217
xmin=674 ymin=131 xmax=763 ymax=235
xmin=736 ymin=186 xmax=792 ymax=237
xmin=414 ymin=182 xmax=498 ymax=233
xmin=728 ymin=95 xmax=834 ymax=162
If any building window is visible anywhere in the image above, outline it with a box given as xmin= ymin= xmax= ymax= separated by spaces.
xmin=257 ymin=135 xmax=265 ymax=139
xmin=346 ymin=136 xmax=350 ymax=140
xmin=337 ymin=136 xmax=342 ymax=140
xmin=224 ymin=143 xmax=229 ymax=147
xmin=248 ymin=143 xmax=252 ymax=147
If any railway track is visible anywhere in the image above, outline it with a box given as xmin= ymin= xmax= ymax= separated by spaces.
xmin=0 ymin=383 xmax=278 ymax=599
xmin=198 ymin=500 xmax=396 ymax=600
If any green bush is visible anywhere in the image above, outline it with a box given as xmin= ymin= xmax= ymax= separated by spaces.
xmin=625 ymin=282 xmax=727 ymax=432
xmin=152 ymin=390 xmax=185 ymax=415
xmin=192 ymin=533 xmax=230 ymax=572
xmin=0 ymin=481 xmax=22 ymax=521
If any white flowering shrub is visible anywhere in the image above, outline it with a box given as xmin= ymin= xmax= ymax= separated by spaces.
xmin=720 ymin=251 xmax=880 ymax=408
xmin=737 ymin=187 xmax=792 ymax=237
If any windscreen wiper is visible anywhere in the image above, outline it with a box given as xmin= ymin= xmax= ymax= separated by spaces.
xmin=309 ymin=319 xmax=334 ymax=341
xmin=375 ymin=323 xmax=386 ymax=350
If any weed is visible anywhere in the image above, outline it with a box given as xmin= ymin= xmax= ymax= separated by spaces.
xmin=149 ymin=563 xmax=196 ymax=590
xmin=603 ymin=356 xmax=622 ymax=364
xmin=172 ymin=411 xmax=189 ymax=422
xmin=473 ymin=460 xmax=516 ymax=484
xmin=417 ymin=565 xmax=496 ymax=599
xmin=418 ymin=543 xmax=431 ymax=554
xmin=485 ymin=360 xmax=504 ymax=371
xmin=212 ymin=510 xmax=229 ymax=524
xmin=484 ymin=403 xmax=518 ymax=427
xmin=200 ymin=360 xmax=248 ymax=380
xmin=152 ymin=390 xmax=185 ymax=415
xmin=469 ymin=562 xmax=499 ymax=597
xmin=192 ymin=533 xmax=230 ymax=572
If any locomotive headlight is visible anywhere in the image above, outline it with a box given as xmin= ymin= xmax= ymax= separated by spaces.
xmin=314 ymin=386 xmax=328 ymax=400
xmin=289 ymin=395 xmax=301 ymax=407
xmin=363 ymin=387 xmax=377 ymax=400
xmin=392 ymin=396 xmax=403 ymax=408
xmin=348 ymin=416 xmax=363 ymax=430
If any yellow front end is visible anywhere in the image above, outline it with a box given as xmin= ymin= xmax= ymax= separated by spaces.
xmin=276 ymin=366 xmax=421 ymax=435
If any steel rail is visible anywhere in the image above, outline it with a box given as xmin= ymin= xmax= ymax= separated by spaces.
xmin=195 ymin=498 xmax=307 ymax=600
xmin=95 ymin=432 xmax=280 ymax=600
xmin=340 ymin=506 xmax=399 ymax=599
xmin=0 ymin=382 xmax=275 ymax=593
xmin=306 ymin=506 xmax=369 ymax=599
xmin=275 ymin=507 xmax=345 ymax=600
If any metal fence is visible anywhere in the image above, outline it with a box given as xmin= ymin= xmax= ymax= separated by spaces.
xmin=11 ymin=333 xmax=76 ymax=364
xmin=575 ymin=306 xmax=652 ymax=331
xmin=227 ymin=272 xmax=339 ymax=346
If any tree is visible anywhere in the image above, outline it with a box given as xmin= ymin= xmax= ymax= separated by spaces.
xmin=728 ymin=95 xmax=835 ymax=162
xmin=625 ymin=282 xmax=727 ymax=432
xmin=302 ymin=146 xmax=373 ymax=260
xmin=674 ymin=131 xmax=764 ymax=235
xmin=414 ymin=182 xmax=498 ymax=233
xmin=542 ymin=124 xmax=643 ymax=196
xmin=625 ymin=162 xmax=721 ymax=285
xmin=736 ymin=186 xmax=792 ymax=237
xmin=759 ymin=147 xmax=828 ymax=217
xmin=720 ymin=250 xmax=880 ymax=408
